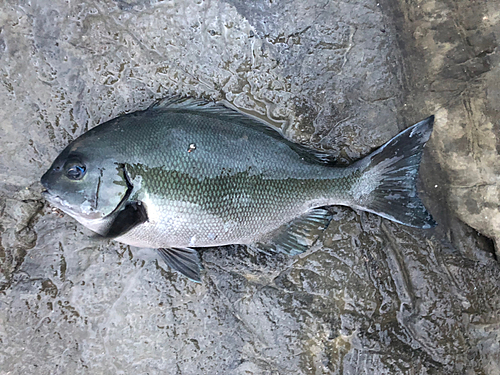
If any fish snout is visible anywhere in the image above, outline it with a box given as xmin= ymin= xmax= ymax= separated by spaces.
xmin=40 ymin=173 xmax=49 ymax=189
xmin=41 ymin=166 xmax=58 ymax=190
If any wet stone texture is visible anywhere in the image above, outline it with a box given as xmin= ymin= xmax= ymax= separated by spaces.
xmin=0 ymin=0 xmax=499 ymax=374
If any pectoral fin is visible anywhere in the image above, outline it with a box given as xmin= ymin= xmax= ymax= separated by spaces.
xmin=157 ymin=247 xmax=202 ymax=282
xmin=102 ymin=201 xmax=148 ymax=238
xmin=257 ymin=208 xmax=333 ymax=256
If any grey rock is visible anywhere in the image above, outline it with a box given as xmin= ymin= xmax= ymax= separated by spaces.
xmin=0 ymin=0 xmax=499 ymax=374
xmin=384 ymin=0 xmax=500 ymax=256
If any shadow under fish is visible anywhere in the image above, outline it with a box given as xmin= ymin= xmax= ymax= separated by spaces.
xmin=41 ymin=98 xmax=436 ymax=282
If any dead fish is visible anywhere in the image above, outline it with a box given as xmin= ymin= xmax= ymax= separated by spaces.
xmin=41 ymin=98 xmax=436 ymax=282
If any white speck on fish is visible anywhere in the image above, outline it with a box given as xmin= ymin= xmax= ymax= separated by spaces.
xmin=189 ymin=235 xmax=197 ymax=247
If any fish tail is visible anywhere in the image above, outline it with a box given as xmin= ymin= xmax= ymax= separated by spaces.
xmin=350 ymin=116 xmax=436 ymax=228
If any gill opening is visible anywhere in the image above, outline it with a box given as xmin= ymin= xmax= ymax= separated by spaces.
xmin=105 ymin=163 xmax=134 ymax=218
xmin=93 ymin=168 xmax=103 ymax=210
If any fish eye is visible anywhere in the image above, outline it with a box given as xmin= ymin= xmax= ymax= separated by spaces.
xmin=66 ymin=164 xmax=86 ymax=180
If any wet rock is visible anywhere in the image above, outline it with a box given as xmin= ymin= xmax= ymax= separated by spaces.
xmin=385 ymin=0 xmax=500 ymax=256
xmin=0 ymin=0 xmax=499 ymax=374
xmin=0 ymin=191 xmax=43 ymax=290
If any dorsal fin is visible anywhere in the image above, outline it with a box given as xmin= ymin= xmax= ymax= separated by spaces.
xmin=149 ymin=97 xmax=337 ymax=165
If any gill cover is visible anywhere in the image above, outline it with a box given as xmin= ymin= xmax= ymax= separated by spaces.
xmin=93 ymin=163 xmax=132 ymax=218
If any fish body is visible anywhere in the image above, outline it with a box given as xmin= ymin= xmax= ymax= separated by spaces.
xmin=41 ymin=98 xmax=436 ymax=281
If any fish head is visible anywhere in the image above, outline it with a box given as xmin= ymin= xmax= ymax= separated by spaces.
xmin=41 ymin=140 xmax=130 ymax=225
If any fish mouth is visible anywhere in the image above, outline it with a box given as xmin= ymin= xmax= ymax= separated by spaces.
xmin=41 ymin=189 xmax=75 ymax=214
xmin=42 ymin=190 xmax=67 ymax=209
xmin=42 ymin=188 xmax=103 ymax=221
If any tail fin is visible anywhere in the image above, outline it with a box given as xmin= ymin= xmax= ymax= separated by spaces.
xmin=351 ymin=116 xmax=436 ymax=228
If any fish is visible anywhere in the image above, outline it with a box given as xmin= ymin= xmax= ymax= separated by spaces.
xmin=41 ymin=98 xmax=436 ymax=282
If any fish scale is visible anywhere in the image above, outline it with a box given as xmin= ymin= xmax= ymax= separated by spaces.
xmin=41 ymin=98 xmax=436 ymax=282
xmin=119 ymin=156 xmax=357 ymax=249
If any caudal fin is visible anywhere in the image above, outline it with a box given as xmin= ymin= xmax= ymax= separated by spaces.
xmin=351 ymin=116 xmax=436 ymax=228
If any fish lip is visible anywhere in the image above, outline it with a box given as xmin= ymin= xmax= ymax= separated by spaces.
xmin=42 ymin=193 xmax=80 ymax=219
xmin=41 ymin=190 xmax=101 ymax=221
xmin=41 ymin=187 xmax=56 ymax=201
xmin=41 ymin=191 xmax=67 ymax=210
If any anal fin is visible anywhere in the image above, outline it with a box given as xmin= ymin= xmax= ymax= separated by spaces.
xmin=256 ymin=208 xmax=333 ymax=256
xmin=157 ymin=247 xmax=202 ymax=282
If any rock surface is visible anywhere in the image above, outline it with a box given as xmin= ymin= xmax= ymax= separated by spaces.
xmin=0 ymin=0 xmax=499 ymax=374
